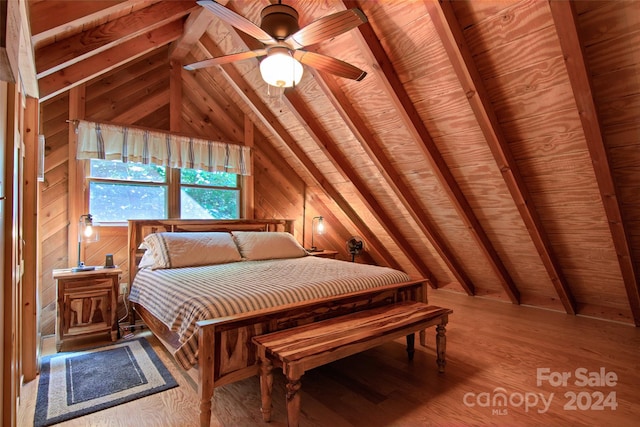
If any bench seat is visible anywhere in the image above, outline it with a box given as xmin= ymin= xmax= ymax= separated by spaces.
xmin=252 ymin=301 xmax=452 ymax=426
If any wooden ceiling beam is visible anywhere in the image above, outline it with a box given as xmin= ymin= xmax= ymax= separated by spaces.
xmin=549 ymin=0 xmax=640 ymax=325
xmin=169 ymin=5 xmax=219 ymax=61
xmin=194 ymin=34 xmax=404 ymax=271
xmin=309 ymin=67 xmax=475 ymax=294
xmin=2 ymin=0 xmax=39 ymax=97
xmin=283 ymin=91 xmax=438 ymax=285
xmin=30 ymin=0 xmax=158 ymax=48
xmin=38 ymin=20 xmax=182 ymax=102
xmin=35 ymin=1 xmax=195 ymax=78
xmin=426 ymin=0 xmax=576 ymax=313
xmin=345 ymin=0 xmax=520 ymax=303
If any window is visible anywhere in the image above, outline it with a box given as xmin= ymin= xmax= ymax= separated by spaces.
xmin=87 ymin=159 xmax=240 ymax=222
xmin=180 ymin=168 xmax=240 ymax=219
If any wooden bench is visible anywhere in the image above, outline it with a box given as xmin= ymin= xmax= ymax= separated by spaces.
xmin=252 ymin=301 xmax=453 ymax=427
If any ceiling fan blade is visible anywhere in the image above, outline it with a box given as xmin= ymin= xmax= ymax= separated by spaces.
xmin=286 ymin=9 xmax=367 ymax=49
xmin=184 ymin=49 xmax=267 ymax=71
xmin=197 ymin=0 xmax=275 ymax=44
xmin=294 ymin=50 xmax=366 ymax=81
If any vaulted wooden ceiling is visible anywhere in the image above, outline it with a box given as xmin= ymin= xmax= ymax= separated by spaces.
xmin=29 ymin=0 xmax=640 ymax=326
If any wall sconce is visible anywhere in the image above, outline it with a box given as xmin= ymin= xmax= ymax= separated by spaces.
xmin=310 ymin=216 xmax=324 ymax=252
xmin=72 ymin=214 xmax=100 ymax=272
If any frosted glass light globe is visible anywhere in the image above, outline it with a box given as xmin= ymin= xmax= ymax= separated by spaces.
xmin=260 ymin=50 xmax=303 ymax=88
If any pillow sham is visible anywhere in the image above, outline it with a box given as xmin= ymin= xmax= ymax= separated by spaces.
xmin=138 ymin=250 xmax=155 ymax=269
xmin=232 ymin=231 xmax=307 ymax=260
xmin=143 ymin=232 xmax=242 ymax=269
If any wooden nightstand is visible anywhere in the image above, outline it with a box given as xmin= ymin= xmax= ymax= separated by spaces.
xmin=53 ymin=267 xmax=122 ymax=351
xmin=307 ymin=250 xmax=338 ymax=259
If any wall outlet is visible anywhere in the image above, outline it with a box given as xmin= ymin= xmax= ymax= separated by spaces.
xmin=119 ymin=283 xmax=128 ymax=295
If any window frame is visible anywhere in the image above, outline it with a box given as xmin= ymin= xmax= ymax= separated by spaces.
xmin=82 ymin=160 xmax=243 ymax=223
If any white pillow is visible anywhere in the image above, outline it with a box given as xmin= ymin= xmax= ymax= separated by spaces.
xmin=138 ymin=250 xmax=155 ymax=269
xmin=143 ymin=232 xmax=242 ymax=269
xmin=232 ymin=231 xmax=307 ymax=260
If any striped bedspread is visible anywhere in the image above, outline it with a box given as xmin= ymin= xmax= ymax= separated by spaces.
xmin=128 ymin=256 xmax=412 ymax=369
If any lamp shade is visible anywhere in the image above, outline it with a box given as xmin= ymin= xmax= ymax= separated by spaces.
xmin=73 ymin=214 xmax=100 ymax=272
xmin=79 ymin=215 xmax=99 ymax=242
xmin=260 ymin=48 xmax=303 ymax=88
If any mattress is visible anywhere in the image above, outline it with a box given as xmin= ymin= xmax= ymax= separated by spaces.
xmin=129 ymin=256 xmax=411 ymax=369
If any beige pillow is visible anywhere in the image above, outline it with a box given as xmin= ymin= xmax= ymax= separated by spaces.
xmin=232 ymin=231 xmax=306 ymax=260
xmin=143 ymin=232 xmax=241 ymax=269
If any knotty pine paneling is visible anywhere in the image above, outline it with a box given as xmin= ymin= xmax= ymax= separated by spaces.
xmin=85 ymin=48 xmax=169 ymax=104
xmin=85 ymin=71 xmax=169 ymax=122
xmin=136 ymin=103 xmax=170 ymax=130
xmin=112 ymin=87 xmax=170 ymax=124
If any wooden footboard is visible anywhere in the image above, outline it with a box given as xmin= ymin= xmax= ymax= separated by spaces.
xmin=194 ymin=279 xmax=427 ymax=427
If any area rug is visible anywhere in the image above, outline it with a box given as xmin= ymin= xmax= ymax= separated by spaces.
xmin=34 ymin=337 xmax=178 ymax=427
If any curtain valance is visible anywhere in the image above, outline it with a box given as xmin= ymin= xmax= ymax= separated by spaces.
xmin=75 ymin=120 xmax=251 ymax=175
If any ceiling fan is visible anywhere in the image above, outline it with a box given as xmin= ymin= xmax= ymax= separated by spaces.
xmin=184 ymin=0 xmax=368 ymax=88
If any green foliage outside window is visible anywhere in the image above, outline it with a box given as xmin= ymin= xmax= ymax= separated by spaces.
xmin=88 ymin=159 xmax=240 ymax=222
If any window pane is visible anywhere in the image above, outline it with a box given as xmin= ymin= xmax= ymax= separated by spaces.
xmin=180 ymin=169 xmax=237 ymax=187
xmin=89 ymin=181 xmax=167 ymax=222
xmin=181 ymin=188 xmax=239 ymax=219
xmin=90 ymin=159 xmax=166 ymax=182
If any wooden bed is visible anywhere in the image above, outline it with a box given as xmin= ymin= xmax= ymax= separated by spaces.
xmin=127 ymin=219 xmax=430 ymax=427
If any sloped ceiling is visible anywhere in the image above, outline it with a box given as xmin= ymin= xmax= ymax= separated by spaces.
xmin=30 ymin=0 xmax=640 ymax=326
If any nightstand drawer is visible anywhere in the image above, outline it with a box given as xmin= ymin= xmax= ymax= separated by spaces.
xmin=62 ymin=277 xmax=113 ymax=292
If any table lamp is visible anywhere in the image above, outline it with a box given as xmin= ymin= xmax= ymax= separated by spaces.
xmin=310 ymin=216 xmax=324 ymax=252
xmin=72 ymin=214 xmax=100 ymax=272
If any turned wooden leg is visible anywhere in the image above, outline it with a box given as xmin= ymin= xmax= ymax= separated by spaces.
xmin=406 ymin=333 xmax=415 ymax=361
xmin=436 ymin=319 xmax=448 ymax=373
xmin=285 ymin=375 xmax=302 ymax=427
xmin=199 ymin=327 xmax=215 ymax=427
xmin=259 ymin=358 xmax=274 ymax=422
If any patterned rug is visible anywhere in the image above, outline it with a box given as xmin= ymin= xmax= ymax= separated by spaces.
xmin=34 ymin=337 xmax=178 ymax=427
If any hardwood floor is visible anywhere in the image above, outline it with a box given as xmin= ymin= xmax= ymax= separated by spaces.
xmin=18 ymin=290 xmax=640 ymax=426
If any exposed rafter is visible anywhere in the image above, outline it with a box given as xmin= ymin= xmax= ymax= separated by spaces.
xmin=345 ymin=0 xmax=520 ymax=303
xmin=283 ymin=91 xmax=438 ymax=284
xmin=426 ymin=0 xmax=576 ymax=313
xmin=34 ymin=1 xmax=195 ymax=79
xmin=306 ymin=66 xmax=476 ymax=293
xmin=39 ymin=21 xmax=183 ymax=102
xmin=169 ymin=1 xmax=225 ymax=60
xmin=30 ymin=0 xmax=156 ymax=48
xmin=549 ymin=0 xmax=640 ymax=325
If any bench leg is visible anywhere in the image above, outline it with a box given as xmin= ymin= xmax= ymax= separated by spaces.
xmin=258 ymin=358 xmax=274 ymax=422
xmin=285 ymin=375 xmax=302 ymax=427
xmin=436 ymin=321 xmax=448 ymax=373
xmin=405 ymin=333 xmax=415 ymax=361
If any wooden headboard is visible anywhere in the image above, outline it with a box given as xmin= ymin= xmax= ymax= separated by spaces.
xmin=127 ymin=219 xmax=295 ymax=287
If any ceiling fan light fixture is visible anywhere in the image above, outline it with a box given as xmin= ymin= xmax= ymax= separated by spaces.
xmin=260 ymin=48 xmax=303 ymax=88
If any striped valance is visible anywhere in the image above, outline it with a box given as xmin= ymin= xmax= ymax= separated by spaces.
xmin=75 ymin=120 xmax=251 ymax=175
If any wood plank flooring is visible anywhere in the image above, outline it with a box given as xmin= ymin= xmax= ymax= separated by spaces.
xmin=18 ymin=290 xmax=640 ymax=426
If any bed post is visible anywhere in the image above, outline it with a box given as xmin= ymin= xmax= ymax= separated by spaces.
xmin=127 ymin=220 xmax=139 ymax=289
xmin=198 ymin=324 xmax=215 ymax=427
xmin=284 ymin=219 xmax=294 ymax=234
